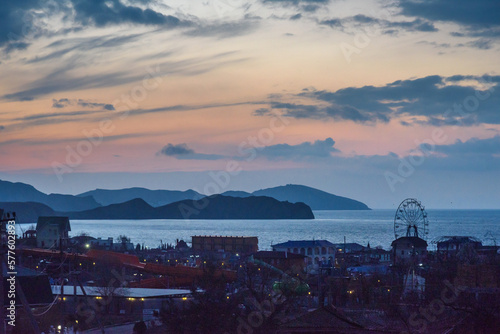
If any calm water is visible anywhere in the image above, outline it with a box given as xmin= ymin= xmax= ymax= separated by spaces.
xmin=18 ymin=210 xmax=500 ymax=251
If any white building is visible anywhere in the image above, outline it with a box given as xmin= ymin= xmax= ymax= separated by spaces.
xmin=272 ymin=240 xmax=336 ymax=268
xmin=36 ymin=216 xmax=71 ymax=249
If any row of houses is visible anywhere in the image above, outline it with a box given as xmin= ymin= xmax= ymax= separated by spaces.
xmin=22 ymin=216 xmax=499 ymax=271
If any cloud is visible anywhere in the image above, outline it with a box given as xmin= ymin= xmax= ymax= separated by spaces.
xmin=0 ymin=0 xmax=42 ymax=50
xmin=398 ymin=0 xmax=500 ymax=41
xmin=52 ymin=98 xmax=71 ymax=108
xmin=259 ymin=137 xmax=340 ymax=160
xmin=0 ymin=0 xmax=184 ymax=52
xmin=253 ymin=108 xmax=271 ymax=116
xmin=27 ymin=33 xmax=146 ymax=64
xmin=0 ymin=132 xmax=161 ymax=147
xmin=160 ymin=143 xmax=194 ymax=156
xmin=257 ymin=75 xmax=500 ymax=125
xmin=464 ymin=38 xmax=492 ymax=50
xmin=2 ymin=69 xmax=142 ymax=100
xmin=69 ymin=0 xmax=182 ymax=28
xmin=158 ymin=143 xmax=226 ymax=160
xmin=77 ymin=100 xmax=115 ymax=110
xmin=183 ymin=20 xmax=259 ymax=39
xmin=320 ymin=15 xmax=437 ymax=34
xmin=320 ymin=19 xmax=343 ymax=29
xmin=52 ymin=98 xmax=114 ymax=110
xmin=399 ymin=0 xmax=499 ymax=27
xmin=4 ymin=51 xmax=246 ymax=101
xmin=0 ymin=125 xmax=4 ymax=131
xmin=431 ymin=136 xmax=500 ymax=156
xmin=263 ymin=0 xmax=329 ymax=4
xmin=14 ymin=109 xmax=111 ymax=122
xmin=158 ymin=138 xmax=340 ymax=162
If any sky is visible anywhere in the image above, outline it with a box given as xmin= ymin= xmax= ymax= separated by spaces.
xmin=0 ymin=0 xmax=499 ymax=209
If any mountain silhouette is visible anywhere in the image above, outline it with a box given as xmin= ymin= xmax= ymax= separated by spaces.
xmin=62 ymin=195 xmax=314 ymax=220
xmin=252 ymin=184 xmax=370 ymax=210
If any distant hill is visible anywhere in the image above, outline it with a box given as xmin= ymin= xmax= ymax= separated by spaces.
xmin=0 ymin=180 xmax=101 ymax=212
xmin=63 ymin=198 xmax=157 ymax=219
xmin=62 ymin=195 xmax=314 ymax=220
xmin=0 ymin=202 xmax=56 ymax=224
xmin=252 ymin=184 xmax=370 ymax=210
xmin=156 ymin=195 xmax=314 ymax=219
xmin=1 ymin=179 xmax=368 ymax=221
xmin=77 ymin=188 xmax=203 ymax=207
xmin=220 ymin=190 xmax=253 ymax=198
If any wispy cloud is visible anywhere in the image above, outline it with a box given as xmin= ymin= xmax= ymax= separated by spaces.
xmin=431 ymin=135 xmax=500 ymax=156
xmin=320 ymin=15 xmax=437 ymax=35
xmin=256 ymin=75 xmax=500 ymax=125
xmin=0 ymin=0 xmax=187 ymax=53
xmin=258 ymin=137 xmax=340 ymax=160
xmin=158 ymin=143 xmax=226 ymax=160
xmin=398 ymin=0 xmax=500 ymax=46
xmin=52 ymin=98 xmax=115 ymax=110
xmin=3 ymin=51 xmax=249 ymax=101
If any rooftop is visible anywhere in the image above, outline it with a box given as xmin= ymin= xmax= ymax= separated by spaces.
xmin=192 ymin=235 xmax=257 ymax=239
xmin=36 ymin=216 xmax=71 ymax=231
xmin=272 ymin=240 xmax=335 ymax=248
xmin=254 ymin=251 xmax=306 ymax=259
xmin=51 ymin=285 xmax=192 ymax=299
xmin=436 ymin=236 xmax=482 ymax=244
xmin=391 ymin=236 xmax=428 ymax=248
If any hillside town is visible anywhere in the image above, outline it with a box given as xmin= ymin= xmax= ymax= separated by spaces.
xmin=2 ymin=203 xmax=500 ymax=334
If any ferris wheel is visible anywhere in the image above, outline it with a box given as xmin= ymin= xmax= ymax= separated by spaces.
xmin=394 ymin=198 xmax=429 ymax=240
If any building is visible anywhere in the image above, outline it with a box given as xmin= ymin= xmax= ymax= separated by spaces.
xmin=348 ymin=247 xmax=392 ymax=265
xmin=36 ymin=216 xmax=71 ymax=249
xmin=253 ymin=251 xmax=307 ymax=271
xmin=191 ymin=235 xmax=258 ymax=254
xmin=437 ymin=236 xmax=482 ymax=255
xmin=87 ymin=237 xmax=113 ymax=250
xmin=391 ymin=236 xmax=427 ymax=264
xmin=272 ymin=240 xmax=336 ymax=267
xmin=333 ymin=243 xmax=365 ymax=253
xmin=51 ymin=285 xmax=192 ymax=321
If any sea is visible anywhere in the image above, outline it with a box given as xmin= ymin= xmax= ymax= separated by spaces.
xmin=17 ymin=210 xmax=500 ymax=251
